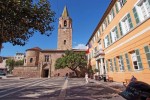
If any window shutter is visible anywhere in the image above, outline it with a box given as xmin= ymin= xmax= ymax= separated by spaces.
xmin=144 ymin=46 xmax=150 ymax=68
xmin=114 ymin=58 xmax=118 ymax=72
xmin=135 ymin=49 xmax=143 ymax=69
xmin=107 ymin=35 xmax=110 ymax=46
xmin=133 ymin=7 xmax=140 ymax=24
xmin=148 ymin=0 xmax=150 ymax=5
xmin=123 ymin=0 xmax=127 ymax=4
xmin=103 ymin=39 xmax=105 ymax=48
xmin=125 ymin=53 xmax=131 ymax=71
xmin=119 ymin=22 xmax=123 ymax=36
xmin=107 ymin=16 xmax=110 ymax=24
xmin=106 ymin=60 xmax=109 ymax=72
xmin=115 ymin=3 xmax=119 ymax=13
xmin=110 ymin=59 xmax=114 ymax=72
xmin=127 ymin=13 xmax=133 ymax=29
xmin=115 ymin=26 xmax=119 ymax=39
xmin=112 ymin=8 xmax=115 ymax=18
xmin=120 ymin=55 xmax=125 ymax=70
xmin=109 ymin=32 xmax=112 ymax=43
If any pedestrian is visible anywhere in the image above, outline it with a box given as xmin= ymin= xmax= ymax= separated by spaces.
xmin=85 ymin=73 xmax=88 ymax=84
xmin=65 ymin=73 xmax=68 ymax=80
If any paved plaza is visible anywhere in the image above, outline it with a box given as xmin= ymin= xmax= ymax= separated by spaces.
xmin=0 ymin=78 xmax=125 ymax=100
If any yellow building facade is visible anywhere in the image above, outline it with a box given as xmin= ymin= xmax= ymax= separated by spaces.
xmin=87 ymin=0 xmax=150 ymax=84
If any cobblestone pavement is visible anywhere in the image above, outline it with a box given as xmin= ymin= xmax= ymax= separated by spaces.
xmin=0 ymin=78 xmax=125 ymax=100
xmin=65 ymin=78 xmax=125 ymax=100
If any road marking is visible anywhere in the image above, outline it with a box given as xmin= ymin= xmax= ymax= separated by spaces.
xmin=0 ymin=79 xmax=49 ymax=98
xmin=57 ymin=80 xmax=68 ymax=100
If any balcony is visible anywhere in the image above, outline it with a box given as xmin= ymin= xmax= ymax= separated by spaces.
xmin=94 ymin=49 xmax=105 ymax=58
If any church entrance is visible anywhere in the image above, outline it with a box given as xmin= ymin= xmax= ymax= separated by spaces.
xmin=43 ymin=69 xmax=49 ymax=78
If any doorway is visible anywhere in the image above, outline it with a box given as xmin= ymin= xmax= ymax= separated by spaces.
xmin=43 ymin=69 xmax=49 ymax=77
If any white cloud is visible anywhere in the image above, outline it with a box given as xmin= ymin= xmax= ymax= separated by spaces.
xmin=73 ymin=44 xmax=87 ymax=49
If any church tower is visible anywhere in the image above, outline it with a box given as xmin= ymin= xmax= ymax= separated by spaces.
xmin=57 ymin=6 xmax=72 ymax=50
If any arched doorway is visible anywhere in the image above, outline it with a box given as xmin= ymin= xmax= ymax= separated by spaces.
xmin=42 ymin=64 xmax=49 ymax=78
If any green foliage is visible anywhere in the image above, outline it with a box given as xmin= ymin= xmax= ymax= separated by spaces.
xmin=6 ymin=58 xmax=15 ymax=73
xmin=0 ymin=0 xmax=55 ymax=47
xmin=94 ymin=68 xmax=99 ymax=72
xmin=55 ymin=50 xmax=87 ymax=77
xmin=6 ymin=59 xmax=24 ymax=73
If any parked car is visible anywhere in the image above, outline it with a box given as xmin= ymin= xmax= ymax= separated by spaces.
xmin=0 ymin=71 xmax=6 ymax=76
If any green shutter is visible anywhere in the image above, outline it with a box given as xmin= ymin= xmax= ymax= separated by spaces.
xmin=119 ymin=22 xmax=123 ymax=36
xmin=107 ymin=35 xmax=110 ymax=46
xmin=106 ymin=60 xmax=109 ymax=72
xmin=110 ymin=59 xmax=114 ymax=72
xmin=135 ymin=49 xmax=143 ymax=69
xmin=148 ymin=0 xmax=150 ymax=5
xmin=107 ymin=16 xmax=110 ymax=24
xmin=112 ymin=8 xmax=115 ymax=18
xmin=127 ymin=13 xmax=133 ymax=29
xmin=103 ymin=39 xmax=105 ymax=48
xmin=114 ymin=58 xmax=118 ymax=72
xmin=144 ymin=46 xmax=150 ymax=68
xmin=123 ymin=0 xmax=127 ymax=4
xmin=115 ymin=3 xmax=119 ymax=13
xmin=109 ymin=32 xmax=112 ymax=43
xmin=120 ymin=55 xmax=124 ymax=70
xmin=133 ymin=7 xmax=140 ymax=24
xmin=125 ymin=53 xmax=131 ymax=71
xmin=115 ymin=26 xmax=119 ymax=39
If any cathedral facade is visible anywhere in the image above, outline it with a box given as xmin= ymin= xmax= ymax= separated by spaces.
xmin=13 ymin=6 xmax=85 ymax=78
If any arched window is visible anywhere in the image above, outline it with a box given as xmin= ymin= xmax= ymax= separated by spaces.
xmin=64 ymin=20 xmax=67 ymax=27
xmin=64 ymin=40 xmax=66 ymax=45
xmin=30 ymin=58 xmax=33 ymax=63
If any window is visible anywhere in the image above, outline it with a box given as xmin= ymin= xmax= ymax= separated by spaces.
xmin=114 ymin=58 xmax=118 ymax=72
xmin=131 ymin=50 xmax=143 ymax=70
xmin=118 ymin=55 xmax=124 ymax=71
xmin=109 ymin=59 xmax=114 ymax=72
xmin=24 ymin=59 xmax=26 ymax=63
xmin=115 ymin=3 xmax=119 ymax=14
xmin=64 ymin=40 xmax=66 ymax=45
xmin=111 ymin=26 xmax=119 ymax=43
xmin=134 ymin=0 xmax=150 ymax=23
xmin=109 ymin=8 xmax=115 ymax=22
xmin=64 ymin=20 xmax=67 ymax=27
xmin=98 ymin=40 xmax=102 ymax=50
xmin=120 ymin=13 xmax=133 ymax=35
xmin=144 ymin=46 xmax=150 ymax=68
xmin=44 ymin=55 xmax=49 ymax=62
xmin=125 ymin=53 xmax=131 ymax=71
xmin=30 ymin=58 xmax=33 ymax=63
xmin=104 ymin=35 xmax=110 ymax=47
xmin=118 ymin=0 xmax=127 ymax=8
xmin=97 ymin=29 xmax=100 ymax=37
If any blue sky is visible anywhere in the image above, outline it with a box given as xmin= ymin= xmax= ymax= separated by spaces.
xmin=0 ymin=0 xmax=111 ymax=57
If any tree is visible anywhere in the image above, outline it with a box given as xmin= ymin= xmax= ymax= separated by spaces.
xmin=0 ymin=0 xmax=55 ymax=50
xmin=55 ymin=50 xmax=87 ymax=77
xmin=6 ymin=59 xmax=24 ymax=73
xmin=6 ymin=58 xmax=15 ymax=73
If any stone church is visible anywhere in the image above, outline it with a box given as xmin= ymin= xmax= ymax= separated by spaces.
xmin=13 ymin=6 xmax=86 ymax=78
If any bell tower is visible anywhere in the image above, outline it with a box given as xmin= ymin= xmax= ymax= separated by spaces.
xmin=57 ymin=6 xmax=72 ymax=50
